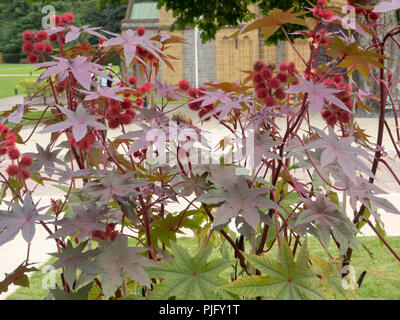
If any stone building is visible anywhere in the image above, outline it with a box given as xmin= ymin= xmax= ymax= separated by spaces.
xmin=121 ymin=0 xmax=345 ymax=86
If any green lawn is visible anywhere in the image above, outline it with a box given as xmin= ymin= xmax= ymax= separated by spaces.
xmin=6 ymin=236 xmax=400 ymax=300
xmin=0 ymin=64 xmax=39 ymax=75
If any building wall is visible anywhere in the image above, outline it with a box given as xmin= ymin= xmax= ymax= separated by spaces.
xmin=182 ymin=29 xmax=216 ymax=87
xmin=159 ymin=30 xmax=184 ymax=85
xmin=215 ymin=28 xmax=259 ymax=82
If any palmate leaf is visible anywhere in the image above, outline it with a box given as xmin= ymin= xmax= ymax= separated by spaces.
xmin=94 ymin=235 xmax=154 ymax=298
xmin=0 ymin=193 xmax=52 ymax=246
xmin=50 ymin=240 xmax=102 ymax=288
xmin=310 ymin=256 xmax=358 ymax=300
xmin=198 ymin=176 xmax=278 ymax=230
xmin=222 ymin=240 xmax=326 ymax=300
xmin=305 ymin=126 xmax=373 ymax=183
xmin=295 ymin=193 xmax=359 ymax=250
xmin=82 ymin=171 xmax=148 ymax=204
xmin=48 ymin=282 xmax=94 ymax=300
xmin=25 ymin=143 xmax=65 ymax=177
xmin=324 ymin=36 xmax=387 ymax=79
xmin=335 ymin=175 xmax=400 ymax=223
xmin=285 ymin=75 xmax=349 ymax=115
xmin=35 ymin=56 xmax=108 ymax=90
xmin=230 ymin=8 xmax=308 ymax=40
xmin=40 ymin=104 xmax=106 ymax=142
xmin=50 ymin=201 xmax=109 ymax=240
xmin=146 ymin=242 xmax=232 ymax=300
xmin=150 ymin=213 xmax=200 ymax=247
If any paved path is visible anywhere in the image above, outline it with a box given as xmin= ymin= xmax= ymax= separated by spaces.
xmin=0 ymin=95 xmax=24 ymax=110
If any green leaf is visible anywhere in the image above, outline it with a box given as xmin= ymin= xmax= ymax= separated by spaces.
xmin=223 ymin=239 xmax=326 ymax=300
xmin=150 ymin=213 xmax=200 ymax=247
xmin=310 ymin=256 xmax=358 ymax=300
xmin=48 ymin=281 xmax=94 ymax=300
xmin=146 ymin=242 xmax=232 ymax=300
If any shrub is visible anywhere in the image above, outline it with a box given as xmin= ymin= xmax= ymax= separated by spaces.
xmin=0 ymin=3 xmax=399 ymax=301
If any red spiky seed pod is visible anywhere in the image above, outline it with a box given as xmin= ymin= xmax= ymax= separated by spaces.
xmin=326 ymin=112 xmax=338 ymax=126
xmin=279 ymin=62 xmax=289 ymax=71
xmin=253 ymin=61 xmax=265 ymax=72
xmin=6 ymin=165 xmax=19 ymax=177
xmin=120 ymin=113 xmax=133 ymax=125
xmin=27 ymin=54 xmax=39 ymax=64
xmin=269 ymin=77 xmax=281 ymax=89
xmin=22 ymin=30 xmax=35 ymax=42
xmin=369 ymin=12 xmax=380 ymax=21
xmin=256 ymin=87 xmax=268 ymax=99
xmin=137 ymin=27 xmax=146 ymax=36
xmin=35 ymin=30 xmax=48 ymax=41
xmin=128 ymin=75 xmax=138 ymax=86
xmin=277 ymin=72 xmax=288 ymax=83
xmin=34 ymin=41 xmax=46 ymax=53
xmin=20 ymin=156 xmax=33 ymax=167
xmin=108 ymin=118 xmax=120 ymax=129
xmin=45 ymin=44 xmax=54 ymax=54
xmin=8 ymin=147 xmax=20 ymax=160
xmin=178 ymin=80 xmax=190 ymax=91
xmin=264 ymin=95 xmax=275 ymax=106
xmin=261 ymin=67 xmax=273 ymax=80
xmin=22 ymin=42 xmax=34 ymax=55
xmin=21 ymin=169 xmax=31 ymax=180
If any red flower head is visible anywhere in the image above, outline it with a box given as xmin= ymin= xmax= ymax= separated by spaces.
xmin=261 ymin=66 xmax=273 ymax=80
xmin=274 ymin=88 xmax=286 ymax=100
xmin=321 ymin=9 xmax=334 ymax=20
xmin=326 ymin=112 xmax=338 ymax=126
xmin=121 ymin=99 xmax=133 ymax=110
xmin=188 ymin=101 xmax=202 ymax=111
xmin=277 ymin=72 xmax=288 ymax=83
xmin=188 ymin=88 xmax=199 ymax=98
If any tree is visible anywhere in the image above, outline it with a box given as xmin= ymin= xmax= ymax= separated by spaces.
xmin=0 ymin=0 xmax=126 ymax=56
